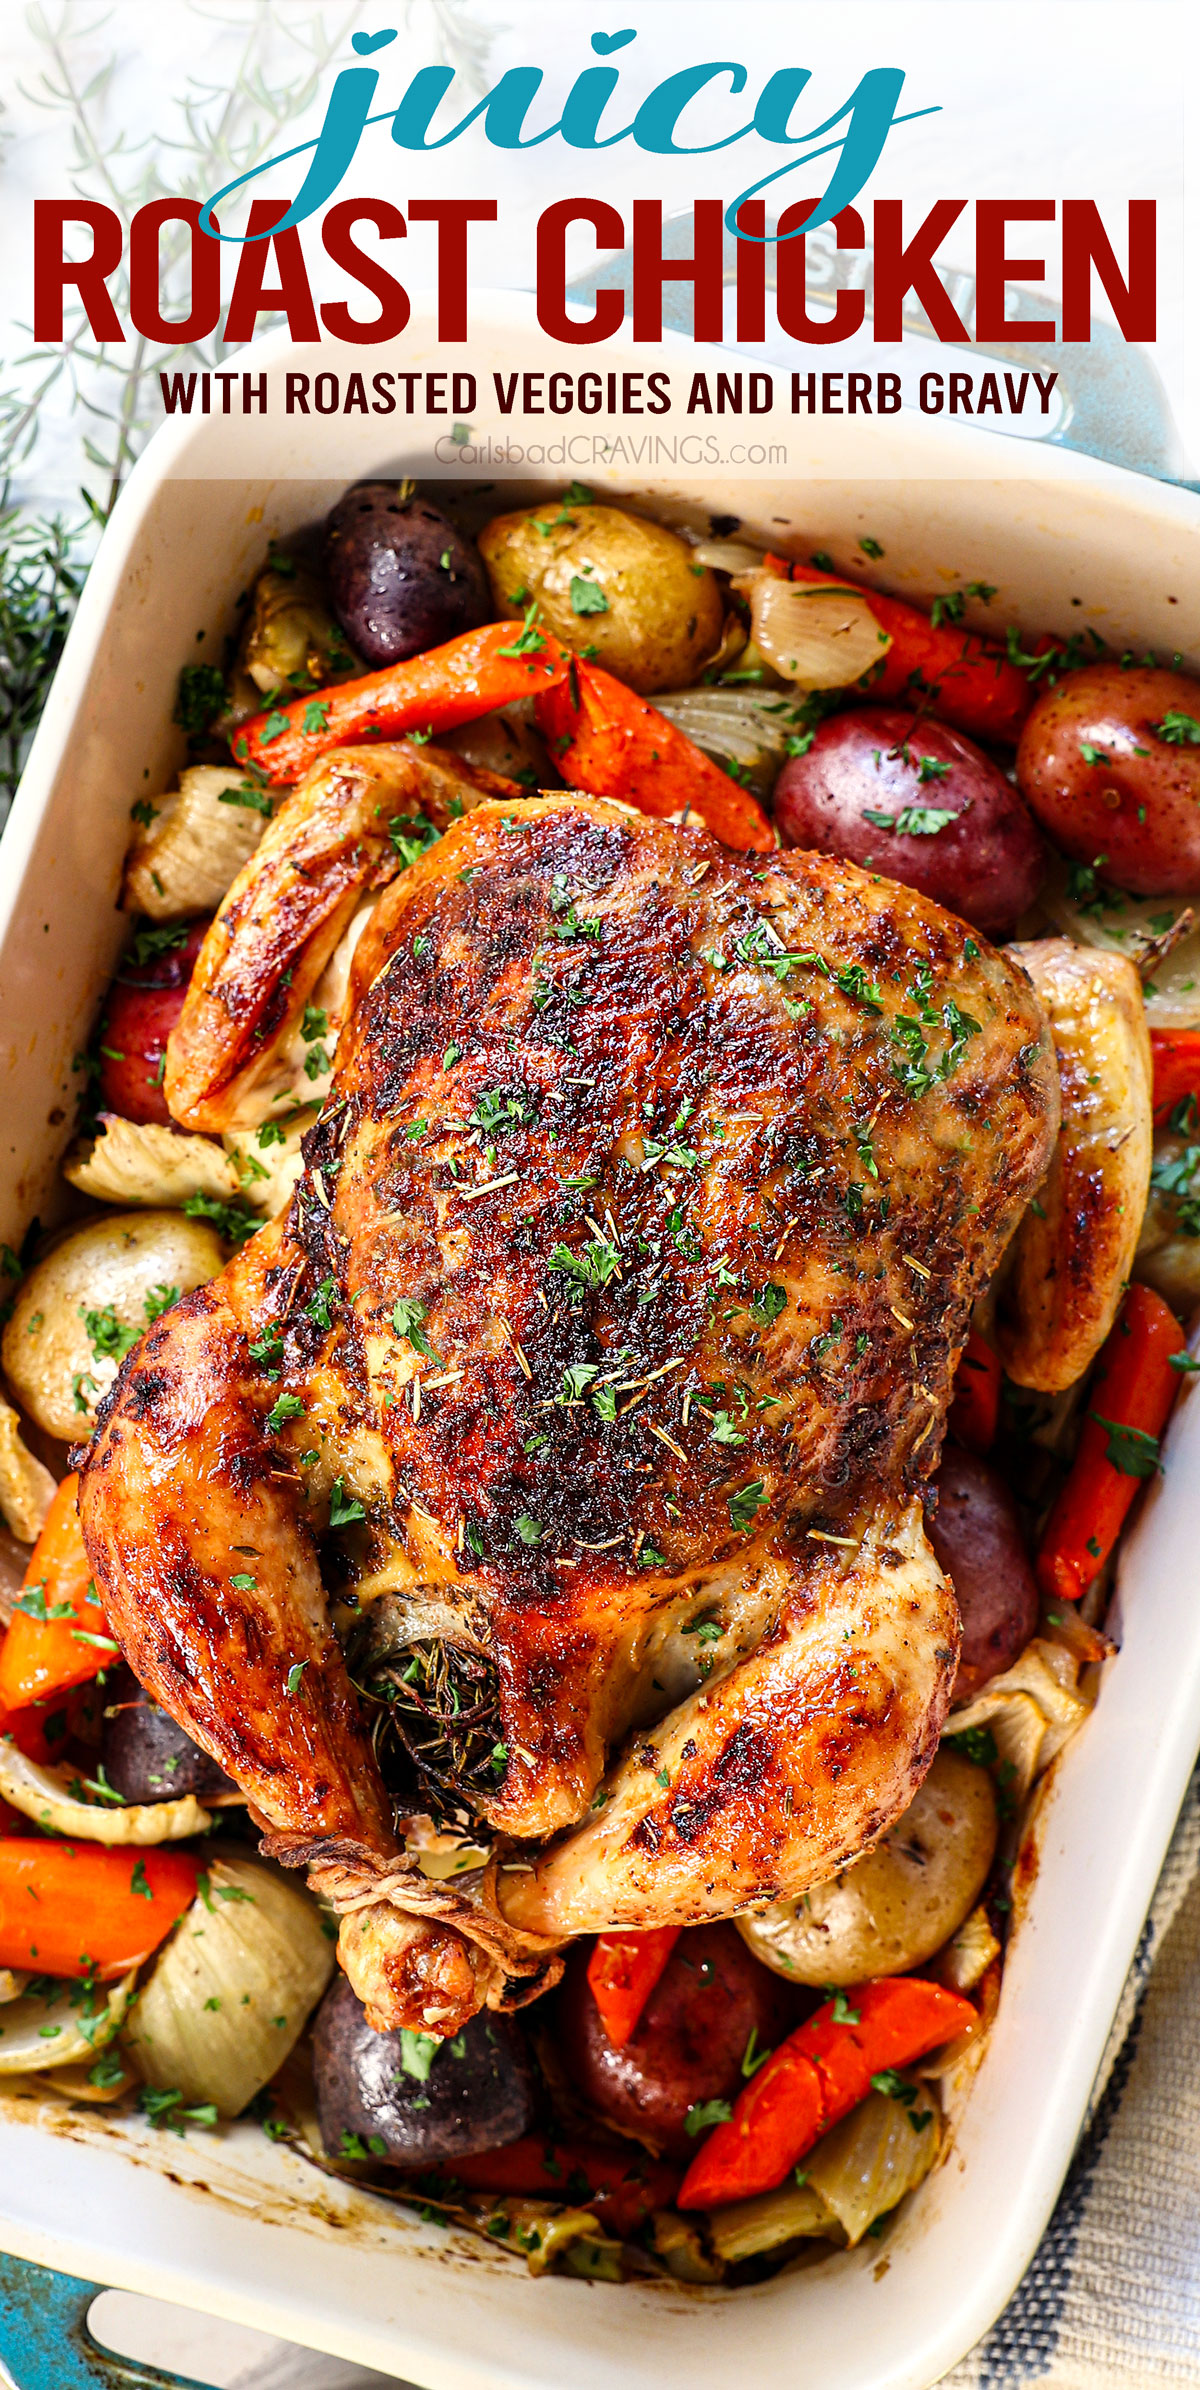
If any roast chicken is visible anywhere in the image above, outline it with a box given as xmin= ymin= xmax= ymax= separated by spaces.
xmin=79 ymin=766 xmax=1060 ymax=2035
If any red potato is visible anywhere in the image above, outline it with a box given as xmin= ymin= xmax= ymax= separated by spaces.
xmin=773 ymin=707 xmax=1047 ymax=937
xmin=556 ymin=1922 xmax=801 ymax=2159
xmin=928 ymin=1443 xmax=1040 ymax=1703
xmin=1017 ymin=664 xmax=1200 ymax=895
xmin=97 ymin=920 xmax=210 ymax=1125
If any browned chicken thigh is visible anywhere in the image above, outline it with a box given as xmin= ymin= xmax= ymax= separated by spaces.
xmin=80 ymin=785 xmax=1058 ymax=2035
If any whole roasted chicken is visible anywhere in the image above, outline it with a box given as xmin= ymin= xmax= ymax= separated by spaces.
xmin=80 ymin=754 xmax=1059 ymax=2036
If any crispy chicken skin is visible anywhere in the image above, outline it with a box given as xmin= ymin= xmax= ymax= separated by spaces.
xmin=80 ymin=793 xmax=1059 ymax=2032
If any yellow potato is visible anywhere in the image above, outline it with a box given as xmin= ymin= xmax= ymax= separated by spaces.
xmin=737 ymin=1749 xmax=996 ymax=1985
xmin=478 ymin=502 xmax=724 ymax=695
xmin=2 ymin=1211 xmax=225 ymax=1440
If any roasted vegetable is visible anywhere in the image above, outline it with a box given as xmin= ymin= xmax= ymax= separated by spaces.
xmin=1017 ymin=664 xmax=1200 ymax=894
xmin=774 ymin=706 xmax=1046 ymax=937
xmin=326 ymin=485 xmax=490 ymax=667
xmin=443 ymin=706 xmax=553 ymax=789
xmin=1150 ymin=1031 xmax=1200 ymax=1120
xmin=1036 ymin=1283 xmax=1185 ymax=1604
xmin=420 ymin=2133 xmax=680 ymax=2239
xmin=648 ymin=686 xmax=800 ymax=796
xmin=1041 ymin=863 xmax=1200 ymax=1033
xmin=233 ymin=560 xmax=362 ymax=704
xmin=586 ymin=1925 xmax=679 ymax=2047
xmin=101 ymin=1665 xmax=234 ymax=1805
xmin=479 ymin=501 xmax=723 ymax=695
xmin=534 ymin=661 xmax=773 ymax=848
xmin=707 ymin=2081 xmax=940 ymax=2258
xmin=0 ymin=1472 xmax=109 ymax=1710
xmin=0 ymin=1739 xmax=210 ymax=1846
xmin=0 ymin=1968 xmax=137 ymax=2076
xmin=0 ymin=1397 xmax=55 ymax=1545
xmin=313 ymin=1974 xmax=535 ymax=2165
xmin=1 ymin=1212 xmax=224 ymax=1439
xmin=221 ymin=1108 xmax=315 ymax=1218
xmin=95 ymin=920 xmax=210 ymax=1127
xmin=768 ymin=556 xmax=1033 ymax=743
xmin=0 ymin=1841 xmax=199 ymax=1979
xmin=948 ymin=1328 xmax=1002 ymax=1454
xmin=65 ymin=1117 xmax=239 ymax=1212
xmin=234 ymin=625 xmax=568 ymax=786
xmin=737 ymin=1751 xmax=995 ymax=1987
xmin=742 ymin=570 xmax=888 ymax=689
xmin=558 ymin=1923 xmax=798 ymax=2159
xmin=1137 ymin=1125 xmax=1200 ymax=1308
xmin=946 ymin=1634 xmax=1100 ymax=1807
xmin=678 ymin=1977 xmax=973 ymax=2208
xmin=123 ymin=1852 xmax=333 ymax=2115
xmin=997 ymin=941 xmax=1152 ymax=1394
xmin=123 ymin=767 xmax=275 ymax=920
xmin=929 ymin=1445 xmax=1040 ymax=1702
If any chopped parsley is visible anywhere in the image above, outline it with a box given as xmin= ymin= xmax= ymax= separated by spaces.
xmin=863 ymin=804 xmax=958 ymax=837
xmin=1090 ymin=1414 xmax=1161 ymax=1479
xmin=182 ymin=1191 xmax=258 ymax=1244
xmin=684 ymin=2098 xmax=733 ymax=2137
xmin=549 ymin=1233 xmax=621 ymax=1290
xmin=80 ymin=1304 xmax=139 ymax=1365
xmin=173 ymin=663 xmax=226 ymax=738
xmin=497 ymin=603 xmax=548 ymax=657
xmin=392 ymin=1298 xmax=438 ymax=1357
xmin=569 ymin=574 xmax=609 ymax=617
xmin=1154 ymin=710 xmax=1200 ymax=746
xmin=389 ymin=812 xmax=440 ymax=866
xmin=328 ymin=1478 xmax=366 ymax=1528
xmin=218 ymin=779 xmax=273 ymax=817
xmin=728 ymin=1479 xmax=767 ymax=1533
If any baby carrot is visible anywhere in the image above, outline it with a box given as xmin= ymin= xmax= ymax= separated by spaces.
xmin=677 ymin=1977 xmax=976 ymax=2209
xmin=536 ymin=661 xmax=773 ymax=849
xmin=766 ymin=556 xmax=1033 ymax=745
xmin=1149 ymin=1029 xmax=1200 ymax=1124
xmin=1036 ymin=1284 xmax=1187 ymax=1604
xmin=586 ymin=1926 xmax=682 ymax=2047
xmin=234 ymin=619 xmax=572 ymax=784
xmin=0 ymin=1474 xmax=114 ymax=1711
xmin=0 ymin=1841 xmax=199 ymax=1978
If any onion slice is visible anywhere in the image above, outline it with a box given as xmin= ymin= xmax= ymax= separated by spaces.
xmin=1042 ymin=859 xmax=1200 ymax=1028
xmin=63 ymin=1116 xmax=240 ymax=1210
xmin=0 ymin=1741 xmax=211 ymax=1846
xmin=744 ymin=572 xmax=890 ymax=689
xmin=122 ymin=1851 xmax=334 ymax=2116
xmin=0 ymin=1398 xmax=56 ymax=1545
xmin=0 ymin=1967 xmax=136 ymax=2074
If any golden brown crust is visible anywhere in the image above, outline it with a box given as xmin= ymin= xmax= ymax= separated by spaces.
xmin=998 ymin=939 xmax=1152 ymax=1391
xmin=166 ymin=741 xmax=515 ymax=1132
xmin=82 ymin=795 xmax=1060 ymax=2028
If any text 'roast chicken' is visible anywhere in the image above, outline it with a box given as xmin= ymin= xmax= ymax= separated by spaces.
xmin=80 ymin=782 xmax=1059 ymax=2036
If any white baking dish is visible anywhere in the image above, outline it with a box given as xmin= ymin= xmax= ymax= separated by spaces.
xmin=2 ymin=297 xmax=1199 ymax=2390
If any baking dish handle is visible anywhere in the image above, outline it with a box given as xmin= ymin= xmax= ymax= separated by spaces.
xmin=0 ymin=2252 xmax=216 ymax=2390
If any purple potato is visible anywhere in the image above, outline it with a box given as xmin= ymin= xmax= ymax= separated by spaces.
xmin=101 ymin=1664 xmax=234 ymax=1803
xmin=313 ymin=1974 xmax=537 ymax=2167
xmin=324 ymin=484 xmax=491 ymax=667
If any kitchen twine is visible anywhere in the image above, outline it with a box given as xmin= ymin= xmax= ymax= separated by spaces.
xmin=205 ymin=1762 xmax=1200 ymax=2390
